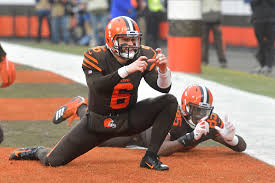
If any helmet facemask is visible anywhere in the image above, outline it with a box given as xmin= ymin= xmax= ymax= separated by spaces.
xmin=186 ymin=102 xmax=214 ymax=128
xmin=112 ymin=31 xmax=142 ymax=59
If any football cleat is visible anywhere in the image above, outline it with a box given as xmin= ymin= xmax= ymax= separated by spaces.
xmin=9 ymin=146 xmax=45 ymax=160
xmin=140 ymin=154 xmax=169 ymax=171
xmin=52 ymin=96 xmax=87 ymax=126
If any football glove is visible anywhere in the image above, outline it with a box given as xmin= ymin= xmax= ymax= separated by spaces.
xmin=193 ymin=116 xmax=209 ymax=141
xmin=215 ymin=114 xmax=238 ymax=146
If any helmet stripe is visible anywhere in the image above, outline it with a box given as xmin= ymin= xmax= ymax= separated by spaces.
xmin=198 ymin=86 xmax=204 ymax=103
xmin=129 ymin=19 xmax=136 ymax=31
xmin=121 ymin=16 xmax=134 ymax=31
xmin=199 ymin=85 xmax=208 ymax=103
xmin=206 ymin=87 xmax=210 ymax=103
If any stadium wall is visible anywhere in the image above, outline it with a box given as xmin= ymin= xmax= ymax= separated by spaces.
xmin=0 ymin=0 xmax=257 ymax=48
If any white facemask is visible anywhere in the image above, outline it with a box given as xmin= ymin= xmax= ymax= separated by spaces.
xmin=120 ymin=50 xmax=136 ymax=59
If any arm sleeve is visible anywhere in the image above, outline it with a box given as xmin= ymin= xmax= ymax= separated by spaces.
xmin=82 ymin=50 xmax=122 ymax=92
xmin=213 ymin=134 xmax=247 ymax=152
xmin=83 ymin=67 xmax=122 ymax=93
xmin=158 ymin=134 xmax=196 ymax=156
xmin=157 ymin=68 xmax=172 ymax=89
xmin=142 ymin=48 xmax=171 ymax=93
xmin=143 ymin=66 xmax=171 ymax=93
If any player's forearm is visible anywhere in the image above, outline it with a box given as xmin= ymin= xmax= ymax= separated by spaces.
xmin=144 ymin=71 xmax=171 ymax=93
xmin=215 ymin=134 xmax=246 ymax=152
xmin=224 ymin=135 xmax=247 ymax=152
xmin=158 ymin=140 xmax=185 ymax=156
xmin=157 ymin=68 xmax=171 ymax=89
xmin=85 ymin=71 xmax=122 ymax=92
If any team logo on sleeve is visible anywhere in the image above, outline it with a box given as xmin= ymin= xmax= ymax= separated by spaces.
xmin=88 ymin=70 xmax=93 ymax=74
xmin=104 ymin=118 xmax=117 ymax=128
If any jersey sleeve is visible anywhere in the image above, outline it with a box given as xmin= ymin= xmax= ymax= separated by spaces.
xmin=141 ymin=46 xmax=171 ymax=93
xmin=204 ymin=113 xmax=224 ymax=139
xmin=209 ymin=113 xmax=247 ymax=152
xmin=82 ymin=47 xmax=122 ymax=92
xmin=82 ymin=49 xmax=103 ymax=73
xmin=169 ymin=106 xmax=193 ymax=140
xmin=207 ymin=113 xmax=224 ymax=129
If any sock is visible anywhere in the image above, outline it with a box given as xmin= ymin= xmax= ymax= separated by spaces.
xmin=76 ymin=104 xmax=87 ymax=119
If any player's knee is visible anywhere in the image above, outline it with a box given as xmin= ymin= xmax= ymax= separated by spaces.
xmin=163 ymin=94 xmax=178 ymax=119
xmin=163 ymin=94 xmax=178 ymax=106
xmin=43 ymin=150 xmax=69 ymax=167
xmin=47 ymin=157 xmax=68 ymax=167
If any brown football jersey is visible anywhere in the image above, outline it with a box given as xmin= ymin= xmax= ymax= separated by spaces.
xmin=169 ymin=106 xmax=224 ymax=144
xmin=82 ymin=45 xmax=171 ymax=115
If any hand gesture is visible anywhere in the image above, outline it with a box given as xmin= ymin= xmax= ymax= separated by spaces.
xmin=215 ymin=114 xmax=235 ymax=142
xmin=126 ymin=56 xmax=148 ymax=74
xmin=148 ymin=48 xmax=168 ymax=73
xmin=193 ymin=116 xmax=209 ymax=140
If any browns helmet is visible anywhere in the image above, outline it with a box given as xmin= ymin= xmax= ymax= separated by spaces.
xmin=105 ymin=16 xmax=142 ymax=59
xmin=181 ymin=84 xmax=214 ymax=128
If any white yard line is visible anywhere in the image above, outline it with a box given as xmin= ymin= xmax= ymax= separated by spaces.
xmin=3 ymin=42 xmax=275 ymax=167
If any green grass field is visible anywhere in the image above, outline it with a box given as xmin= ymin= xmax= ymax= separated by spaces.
xmin=1 ymin=59 xmax=88 ymax=147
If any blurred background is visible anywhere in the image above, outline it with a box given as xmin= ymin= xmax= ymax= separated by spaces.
xmin=0 ymin=0 xmax=274 ymax=76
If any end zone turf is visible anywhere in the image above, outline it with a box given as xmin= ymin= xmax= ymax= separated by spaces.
xmin=1 ymin=147 xmax=275 ymax=183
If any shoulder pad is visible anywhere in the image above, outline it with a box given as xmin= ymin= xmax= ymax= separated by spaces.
xmin=82 ymin=46 xmax=107 ymax=72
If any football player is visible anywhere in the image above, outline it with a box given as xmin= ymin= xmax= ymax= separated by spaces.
xmin=9 ymin=16 xmax=178 ymax=171
xmin=51 ymin=84 xmax=247 ymax=156
xmin=0 ymin=43 xmax=16 ymax=144
xmin=0 ymin=43 xmax=16 ymax=88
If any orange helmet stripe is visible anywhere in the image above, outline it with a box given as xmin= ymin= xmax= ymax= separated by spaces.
xmin=121 ymin=16 xmax=136 ymax=31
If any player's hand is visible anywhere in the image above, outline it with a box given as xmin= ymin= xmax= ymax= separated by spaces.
xmin=126 ymin=56 xmax=148 ymax=74
xmin=215 ymin=114 xmax=235 ymax=142
xmin=147 ymin=48 xmax=168 ymax=73
xmin=193 ymin=116 xmax=209 ymax=141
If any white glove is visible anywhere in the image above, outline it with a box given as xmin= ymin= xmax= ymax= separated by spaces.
xmin=193 ymin=116 xmax=209 ymax=141
xmin=215 ymin=114 xmax=238 ymax=146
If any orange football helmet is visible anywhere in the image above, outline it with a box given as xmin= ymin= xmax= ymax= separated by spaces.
xmin=181 ymin=84 xmax=214 ymax=128
xmin=105 ymin=16 xmax=142 ymax=59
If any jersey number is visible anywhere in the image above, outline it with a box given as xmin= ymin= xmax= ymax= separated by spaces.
xmin=110 ymin=83 xmax=134 ymax=109
xmin=207 ymin=113 xmax=223 ymax=128
xmin=173 ymin=109 xmax=182 ymax=127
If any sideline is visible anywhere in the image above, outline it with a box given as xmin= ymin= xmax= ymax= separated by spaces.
xmin=2 ymin=42 xmax=275 ymax=167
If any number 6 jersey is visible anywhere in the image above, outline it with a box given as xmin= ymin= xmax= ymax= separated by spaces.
xmin=82 ymin=45 xmax=171 ymax=115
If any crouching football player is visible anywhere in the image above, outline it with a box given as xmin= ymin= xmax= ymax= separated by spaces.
xmin=9 ymin=16 xmax=178 ymax=171
xmin=51 ymin=84 xmax=247 ymax=155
